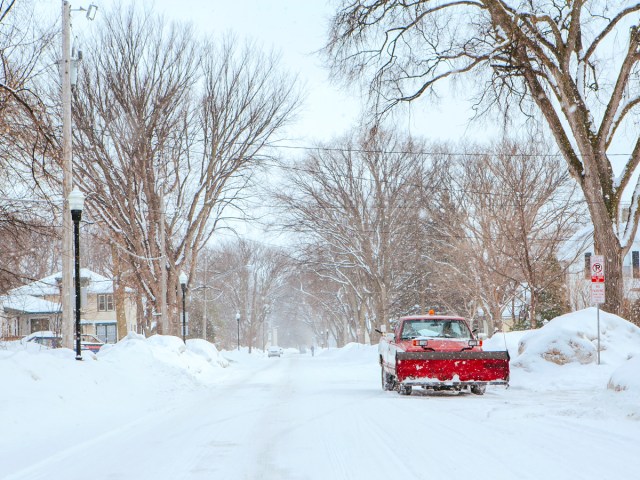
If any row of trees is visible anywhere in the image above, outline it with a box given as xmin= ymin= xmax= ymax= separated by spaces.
xmin=183 ymin=130 xmax=589 ymax=348
xmin=270 ymin=130 xmax=587 ymax=343
xmin=326 ymin=0 xmax=640 ymax=316
xmin=1 ymin=3 xmax=301 ymax=337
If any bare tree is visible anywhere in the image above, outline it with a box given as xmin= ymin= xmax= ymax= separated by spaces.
xmin=275 ymin=129 xmax=425 ymax=341
xmin=0 ymin=0 xmax=56 ymax=156
xmin=327 ymin=1 xmax=640 ymax=314
xmin=203 ymin=240 xmax=292 ymax=351
xmin=71 ymin=6 xmax=300 ymax=335
xmin=0 ymin=1 xmax=58 ymax=291
xmin=424 ymin=139 xmax=587 ymax=330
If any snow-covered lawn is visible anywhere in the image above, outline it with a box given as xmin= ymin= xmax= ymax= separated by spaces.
xmin=1 ymin=308 xmax=639 ymax=480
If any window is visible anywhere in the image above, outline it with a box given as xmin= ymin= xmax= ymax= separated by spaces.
xmin=98 ymin=294 xmax=114 ymax=312
xmin=584 ymin=252 xmax=592 ymax=280
xmin=30 ymin=318 xmax=50 ymax=333
xmin=633 ymin=251 xmax=640 ymax=279
xmin=96 ymin=324 xmax=117 ymax=343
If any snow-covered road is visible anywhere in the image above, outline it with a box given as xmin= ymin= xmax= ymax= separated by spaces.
xmin=3 ymin=343 xmax=638 ymax=480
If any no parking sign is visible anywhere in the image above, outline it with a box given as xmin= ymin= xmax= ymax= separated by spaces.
xmin=590 ymin=255 xmax=605 ymax=304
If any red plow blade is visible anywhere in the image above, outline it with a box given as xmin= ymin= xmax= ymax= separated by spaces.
xmin=396 ymin=351 xmax=510 ymax=385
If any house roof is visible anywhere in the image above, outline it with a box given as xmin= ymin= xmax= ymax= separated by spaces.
xmin=9 ymin=268 xmax=122 ymax=297
xmin=1 ymin=294 xmax=61 ymax=315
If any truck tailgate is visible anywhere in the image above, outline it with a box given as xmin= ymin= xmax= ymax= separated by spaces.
xmin=395 ymin=351 xmax=510 ymax=384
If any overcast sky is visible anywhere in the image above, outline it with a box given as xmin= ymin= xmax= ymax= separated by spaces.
xmin=86 ymin=0 xmax=489 ymax=146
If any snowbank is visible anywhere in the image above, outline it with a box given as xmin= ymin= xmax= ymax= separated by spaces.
xmin=497 ymin=308 xmax=640 ymax=395
xmin=608 ymin=355 xmax=640 ymax=392
xmin=483 ymin=330 xmax=527 ymax=358
xmin=515 ymin=308 xmax=640 ymax=367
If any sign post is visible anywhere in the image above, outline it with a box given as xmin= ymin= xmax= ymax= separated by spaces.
xmin=590 ymin=255 xmax=605 ymax=365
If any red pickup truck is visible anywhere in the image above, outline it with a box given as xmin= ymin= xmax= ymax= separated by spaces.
xmin=378 ymin=314 xmax=509 ymax=395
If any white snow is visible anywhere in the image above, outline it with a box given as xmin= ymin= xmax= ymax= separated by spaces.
xmin=9 ymin=268 xmax=128 ymax=296
xmin=1 ymin=308 xmax=639 ymax=479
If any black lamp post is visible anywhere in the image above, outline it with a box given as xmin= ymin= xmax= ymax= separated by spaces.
xmin=69 ymin=188 xmax=84 ymax=361
xmin=179 ymin=272 xmax=187 ymax=343
xmin=236 ymin=311 xmax=240 ymax=351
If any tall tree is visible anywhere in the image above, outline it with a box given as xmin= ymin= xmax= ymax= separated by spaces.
xmin=71 ymin=6 xmax=300 ymax=334
xmin=423 ymin=140 xmax=586 ymax=330
xmin=327 ymin=0 xmax=640 ymax=314
xmin=275 ymin=129 xmax=425 ymax=340
xmin=0 ymin=0 xmax=58 ymax=290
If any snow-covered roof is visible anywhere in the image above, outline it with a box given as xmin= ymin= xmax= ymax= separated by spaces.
xmin=9 ymin=268 xmax=117 ymax=297
xmin=1 ymin=294 xmax=61 ymax=315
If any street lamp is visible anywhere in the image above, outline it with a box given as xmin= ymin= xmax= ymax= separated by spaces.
xmin=236 ymin=311 xmax=240 ymax=351
xmin=179 ymin=272 xmax=188 ymax=343
xmin=69 ymin=188 xmax=84 ymax=361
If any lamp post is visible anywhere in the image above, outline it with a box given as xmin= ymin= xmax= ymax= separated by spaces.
xmin=69 ymin=188 xmax=84 ymax=361
xmin=60 ymin=2 xmax=98 ymax=351
xmin=236 ymin=311 xmax=240 ymax=351
xmin=179 ymin=272 xmax=187 ymax=343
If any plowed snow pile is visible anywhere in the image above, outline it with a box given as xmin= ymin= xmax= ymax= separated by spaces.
xmin=486 ymin=308 xmax=640 ymax=393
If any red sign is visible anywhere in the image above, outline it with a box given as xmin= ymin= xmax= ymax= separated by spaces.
xmin=590 ymin=255 xmax=605 ymax=283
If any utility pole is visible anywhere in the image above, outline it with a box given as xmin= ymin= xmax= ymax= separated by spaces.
xmin=61 ymin=1 xmax=74 ymax=350
xmin=202 ymin=253 xmax=208 ymax=341
xmin=159 ymin=188 xmax=167 ymax=334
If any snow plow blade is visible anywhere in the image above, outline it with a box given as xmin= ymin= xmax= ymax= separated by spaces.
xmin=395 ymin=351 xmax=510 ymax=386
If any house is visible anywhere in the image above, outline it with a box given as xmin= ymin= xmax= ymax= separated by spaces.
xmin=0 ymin=294 xmax=61 ymax=340
xmin=1 ymin=269 xmax=137 ymax=343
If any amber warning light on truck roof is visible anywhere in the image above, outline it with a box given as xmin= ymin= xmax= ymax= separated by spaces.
xmin=428 ymin=309 xmax=434 ymax=315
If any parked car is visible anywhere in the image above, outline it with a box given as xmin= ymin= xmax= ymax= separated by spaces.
xmin=78 ymin=334 xmax=105 ymax=353
xmin=268 ymin=346 xmax=282 ymax=357
xmin=24 ymin=331 xmax=105 ymax=353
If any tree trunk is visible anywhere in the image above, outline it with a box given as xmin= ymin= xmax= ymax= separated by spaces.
xmin=594 ymin=225 xmax=624 ymax=315
xmin=585 ymin=174 xmax=624 ymax=315
xmin=111 ymin=244 xmax=128 ymax=341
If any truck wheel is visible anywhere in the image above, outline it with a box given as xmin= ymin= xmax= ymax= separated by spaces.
xmin=381 ymin=368 xmax=394 ymax=391
xmin=398 ymin=385 xmax=412 ymax=396
xmin=471 ymin=385 xmax=486 ymax=395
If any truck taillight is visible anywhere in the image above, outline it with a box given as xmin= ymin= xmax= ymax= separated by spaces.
xmin=413 ymin=339 xmax=429 ymax=347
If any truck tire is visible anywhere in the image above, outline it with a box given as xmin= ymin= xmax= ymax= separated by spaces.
xmin=398 ymin=384 xmax=412 ymax=396
xmin=381 ymin=368 xmax=395 ymax=391
xmin=471 ymin=384 xmax=486 ymax=395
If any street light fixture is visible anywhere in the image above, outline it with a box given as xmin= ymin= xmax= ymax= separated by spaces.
xmin=179 ymin=272 xmax=188 ymax=343
xmin=69 ymin=188 xmax=84 ymax=361
xmin=236 ymin=311 xmax=241 ymax=351
xmin=85 ymin=4 xmax=98 ymax=20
